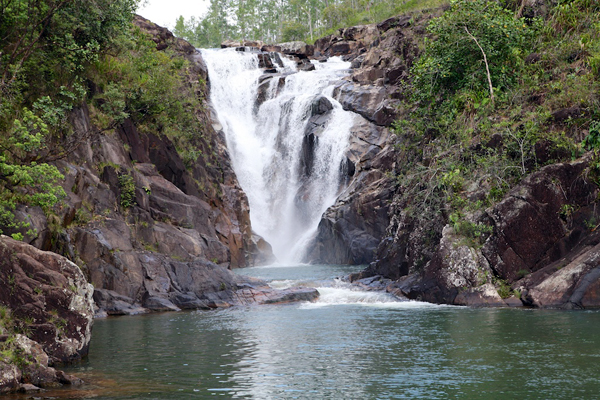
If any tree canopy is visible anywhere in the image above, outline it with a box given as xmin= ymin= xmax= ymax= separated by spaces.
xmin=173 ymin=0 xmax=448 ymax=48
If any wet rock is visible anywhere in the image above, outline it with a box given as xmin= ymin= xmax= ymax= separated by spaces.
xmin=93 ymin=289 xmax=147 ymax=316
xmin=142 ymin=295 xmax=181 ymax=312
xmin=257 ymin=53 xmax=274 ymax=69
xmin=352 ymin=275 xmax=392 ymax=291
xmin=203 ymin=287 xmax=319 ymax=306
xmin=333 ymin=82 xmax=395 ymax=126
xmin=247 ymin=232 xmax=277 ymax=266
xmin=297 ymin=59 xmax=316 ymax=72
xmin=169 ymin=292 xmax=211 ymax=310
xmin=304 ymin=114 xmax=393 ymax=265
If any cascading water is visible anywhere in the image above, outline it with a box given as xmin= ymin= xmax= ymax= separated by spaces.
xmin=202 ymin=48 xmax=354 ymax=263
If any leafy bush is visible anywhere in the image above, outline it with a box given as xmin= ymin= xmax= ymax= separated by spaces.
xmin=582 ymin=121 xmax=600 ymax=151
xmin=412 ymin=0 xmax=537 ymax=103
xmin=91 ymin=27 xmax=205 ymax=165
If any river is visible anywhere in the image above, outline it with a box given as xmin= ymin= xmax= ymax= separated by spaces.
xmin=7 ymin=263 xmax=600 ymax=400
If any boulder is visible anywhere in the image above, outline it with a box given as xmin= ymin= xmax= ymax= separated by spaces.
xmin=221 ymin=40 xmax=242 ymax=48
xmin=519 ymin=240 xmax=600 ymax=309
xmin=333 ymin=82 xmax=396 ymax=126
xmin=278 ymin=41 xmax=314 ymax=58
xmin=454 ymin=284 xmax=507 ymax=307
xmin=0 ymin=237 xmax=92 ymax=392
xmin=482 ymin=159 xmax=597 ymax=281
xmin=0 ymin=236 xmax=94 ymax=364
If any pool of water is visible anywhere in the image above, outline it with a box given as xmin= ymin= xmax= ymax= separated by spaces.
xmin=12 ymin=264 xmax=600 ymax=399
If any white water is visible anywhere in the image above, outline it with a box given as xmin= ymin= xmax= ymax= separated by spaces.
xmin=201 ymin=48 xmax=354 ymax=263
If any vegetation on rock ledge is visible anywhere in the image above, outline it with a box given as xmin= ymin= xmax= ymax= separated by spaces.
xmin=391 ymin=0 xmax=600 ymax=272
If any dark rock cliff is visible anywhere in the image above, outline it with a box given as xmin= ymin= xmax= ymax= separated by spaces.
xmin=304 ymin=13 xmax=436 ymax=265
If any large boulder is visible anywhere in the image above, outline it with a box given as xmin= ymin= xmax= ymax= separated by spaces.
xmin=278 ymin=41 xmax=314 ymax=58
xmin=0 ymin=236 xmax=92 ymax=392
xmin=333 ymin=82 xmax=396 ymax=126
xmin=518 ymin=233 xmax=600 ymax=309
xmin=92 ymin=253 xmax=317 ymax=315
xmin=482 ymin=159 xmax=597 ymax=282
xmin=385 ymin=225 xmax=505 ymax=306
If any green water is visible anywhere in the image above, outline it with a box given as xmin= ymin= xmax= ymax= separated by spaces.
xmin=14 ymin=264 xmax=600 ymax=399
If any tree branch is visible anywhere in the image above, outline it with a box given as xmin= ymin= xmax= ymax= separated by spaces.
xmin=464 ymin=26 xmax=495 ymax=105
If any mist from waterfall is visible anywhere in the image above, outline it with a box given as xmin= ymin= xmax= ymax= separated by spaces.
xmin=201 ymin=48 xmax=353 ymax=263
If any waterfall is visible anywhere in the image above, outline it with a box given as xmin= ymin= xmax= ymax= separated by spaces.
xmin=202 ymin=48 xmax=354 ymax=263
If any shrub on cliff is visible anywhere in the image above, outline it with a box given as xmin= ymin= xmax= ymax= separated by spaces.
xmin=391 ymin=0 xmax=600 ymax=268
xmin=412 ymin=0 xmax=537 ymax=104
xmin=0 ymin=0 xmax=139 ymax=236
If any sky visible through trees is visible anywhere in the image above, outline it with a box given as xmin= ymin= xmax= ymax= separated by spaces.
xmin=172 ymin=0 xmax=437 ymax=47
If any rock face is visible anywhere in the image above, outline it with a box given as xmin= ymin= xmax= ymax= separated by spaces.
xmin=304 ymin=9 xmax=600 ymax=308
xmin=301 ymin=13 xmax=435 ymax=265
xmin=366 ymin=158 xmax=600 ymax=308
xmin=91 ymin=253 xmax=318 ymax=316
xmin=304 ymin=118 xmax=394 ymax=264
xmin=0 ymin=236 xmax=92 ymax=392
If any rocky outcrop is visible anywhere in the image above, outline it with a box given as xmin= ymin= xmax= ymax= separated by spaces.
xmin=0 ymin=236 xmax=92 ymax=392
xmin=302 ymin=14 xmax=435 ymax=265
xmin=364 ymin=157 xmax=600 ymax=308
xmin=91 ymin=252 xmax=317 ymax=316
xmin=313 ymin=24 xmax=379 ymax=60
xmin=304 ymin=123 xmax=394 ymax=264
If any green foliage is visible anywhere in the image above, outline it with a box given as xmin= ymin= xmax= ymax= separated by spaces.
xmin=173 ymin=0 xmax=449 ymax=47
xmin=282 ymin=21 xmax=308 ymax=42
xmin=118 ymin=173 xmax=136 ymax=209
xmin=412 ymin=0 xmax=537 ymax=103
xmin=91 ymin=27 xmax=205 ymax=165
xmin=582 ymin=121 xmax=600 ymax=150
xmin=0 ymin=107 xmax=66 ymax=235
xmin=0 ymin=0 xmax=139 ymax=235
xmin=390 ymin=0 xmax=600 ymax=272
xmin=493 ymin=277 xmax=513 ymax=299
xmin=449 ymin=211 xmax=493 ymax=246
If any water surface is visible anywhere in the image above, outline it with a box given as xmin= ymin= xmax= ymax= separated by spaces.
xmin=13 ymin=264 xmax=600 ymax=399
